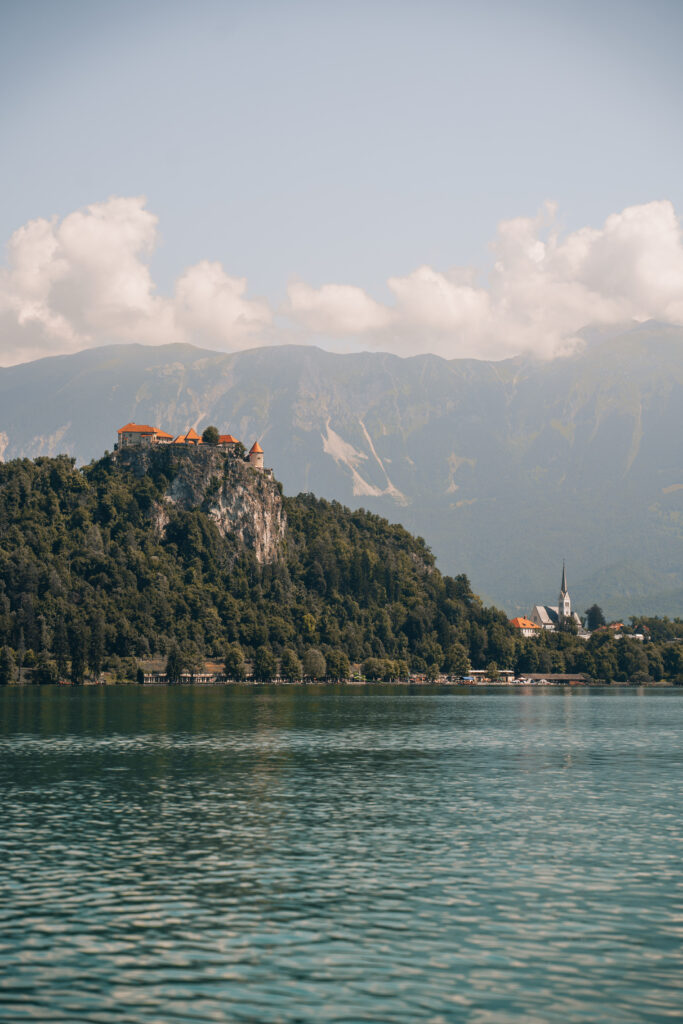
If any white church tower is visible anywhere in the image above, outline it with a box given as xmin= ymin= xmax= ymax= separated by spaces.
xmin=558 ymin=561 xmax=572 ymax=624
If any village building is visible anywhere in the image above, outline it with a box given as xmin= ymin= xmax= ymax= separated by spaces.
xmin=510 ymin=616 xmax=542 ymax=638
xmin=529 ymin=563 xmax=585 ymax=633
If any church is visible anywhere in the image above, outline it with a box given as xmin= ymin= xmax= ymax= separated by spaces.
xmin=530 ymin=563 xmax=584 ymax=632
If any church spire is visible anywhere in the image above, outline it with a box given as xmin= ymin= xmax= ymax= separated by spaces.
xmin=558 ymin=561 xmax=571 ymax=623
xmin=560 ymin=560 xmax=568 ymax=596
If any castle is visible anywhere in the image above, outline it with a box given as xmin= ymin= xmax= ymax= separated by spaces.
xmin=116 ymin=423 xmax=265 ymax=469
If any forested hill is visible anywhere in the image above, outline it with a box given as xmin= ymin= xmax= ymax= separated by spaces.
xmin=0 ymin=448 xmax=515 ymax=683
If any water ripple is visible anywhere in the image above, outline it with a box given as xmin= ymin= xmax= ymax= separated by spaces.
xmin=1 ymin=686 xmax=682 ymax=1023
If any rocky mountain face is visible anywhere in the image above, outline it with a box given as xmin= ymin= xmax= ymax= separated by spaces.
xmin=0 ymin=321 xmax=681 ymax=617
xmin=116 ymin=445 xmax=286 ymax=564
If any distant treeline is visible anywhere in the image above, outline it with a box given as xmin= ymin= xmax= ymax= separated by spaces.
xmin=0 ymin=454 xmax=681 ymax=685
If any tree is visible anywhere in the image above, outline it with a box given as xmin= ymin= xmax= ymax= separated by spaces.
xmin=69 ymin=623 xmax=88 ymax=685
xmin=425 ymin=662 xmax=439 ymax=682
xmin=17 ymin=628 xmax=25 ymax=684
xmin=253 ymin=645 xmax=277 ymax=681
xmin=224 ymin=643 xmax=246 ymax=680
xmin=303 ymin=647 xmax=326 ymax=680
xmin=325 ymin=649 xmax=350 ymax=681
xmin=34 ymin=652 xmax=59 ymax=685
xmin=53 ymin=618 xmax=69 ymax=678
xmin=202 ymin=425 xmax=220 ymax=446
xmin=445 ymin=641 xmax=470 ymax=677
xmin=486 ymin=660 xmax=500 ymax=681
xmin=280 ymin=648 xmax=303 ymax=681
xmin=0 ymin=647 xmax=16 ymax=686
xmin=165 ymin=643 xmax=185 ymax=682
xmin=89 ymin=612 xmax=105 ymax=676
xmin=585 ymin=604 xmax=606 ymax=632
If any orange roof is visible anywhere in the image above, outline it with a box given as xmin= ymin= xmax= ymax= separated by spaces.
xmin=154 ymin=428 xmax=173 ymax=439
xmin=510 ymin=617 xmax=540 ymax=630
xmin=185 ymin=428 xmax=200 ymax=441
xmin=249 ymin=441 xmax=263 ymax=454
xmin=117 ymin=422 xmax=156 ymax=434
xmin=172 ymin=434 xmax=186 ymax=443
xmin=219 ymin=434 xmax=239 ymax=444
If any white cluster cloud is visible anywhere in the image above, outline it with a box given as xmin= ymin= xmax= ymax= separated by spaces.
xmin=286 ymin=199 xmax=683 ymax=359
xmin=0 ymin=196 xmax=271 ymax=364
xmin=1 ymin=195 xmax=683 ymax=365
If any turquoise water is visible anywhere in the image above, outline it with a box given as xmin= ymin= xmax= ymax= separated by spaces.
xmin=1 ymin=685 xmax=682 ymax=1023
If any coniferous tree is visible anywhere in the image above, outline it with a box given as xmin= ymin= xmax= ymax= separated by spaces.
xmin=69 ymin=624 xmax=88 ymax=685
xmin=165 ymin=643 xmax=185 ymax=683
xmin=0 ymin=646 xmax=16 ymax=686
xmin=89 ymin=613 xmax=106 ymax=676
xmin=585 ymin=604 xmax=606 ymax=631
xmin=53 ymin=619 xmax=69 ymax=678
xmin=253 ymin=645 xmax=277 ymax=680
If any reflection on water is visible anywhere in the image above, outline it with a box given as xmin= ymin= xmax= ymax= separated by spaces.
xmin=1 ymin=685 xmax=682 ymax=1023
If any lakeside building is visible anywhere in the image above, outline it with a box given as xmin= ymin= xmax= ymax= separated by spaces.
xmin=115 ymin=422 xmax=266 ymax=469
xmin=510 ymin=616 xmax=542 ymax=638
xmin=529 ymin=562 xmax=585 ymax=634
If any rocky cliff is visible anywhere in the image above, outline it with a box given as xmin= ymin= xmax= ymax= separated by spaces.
xmin=115 ymin=444 xmax=286 ymax=563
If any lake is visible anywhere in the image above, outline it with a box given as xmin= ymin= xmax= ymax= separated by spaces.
xmin=1 ymin=685 xmax=682 ymax=1023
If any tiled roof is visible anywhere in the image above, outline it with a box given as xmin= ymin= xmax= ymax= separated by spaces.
xmin=510 ymin=617 xmax=540 ymax=630
xmin=185 ymin=428 xmax=200 ymax=441
xmin=219 ymin=435 xmax=239 ymax=444
xmin=154 ymin=428 xmax=174 ymax=438
xmin=249 ymin=441 xmax=263 ymax=454
xmin=117 ymin=422 xmax=156 ymax=434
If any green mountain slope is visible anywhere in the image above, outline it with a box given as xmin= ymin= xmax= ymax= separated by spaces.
xmin=0 ymin=322 xmax=681 ymax=617
xmin=0 ymin=448 xmax=514 ymax=681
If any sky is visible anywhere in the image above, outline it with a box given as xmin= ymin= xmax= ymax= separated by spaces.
xmin=1 ymin=0 xmax=683 ymax=365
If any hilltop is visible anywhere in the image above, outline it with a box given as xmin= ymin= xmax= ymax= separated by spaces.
xmin=0 ymin=322 xmax=681 ymax=617
xmin=0 ymin=446 xmax=513 ymax=682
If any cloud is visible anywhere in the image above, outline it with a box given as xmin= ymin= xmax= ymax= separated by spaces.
xmin=0 ymin=196 xmax=272 ymax=364
xmin=285 ymin=281 xmax=391 ymax=334
xmin=174 ymin=261 xmax=271 ymax=346
xmin=286 ymin=199 xmax=683 ymax=359
xmin=1 ymin=196 xmax=683 ymax=365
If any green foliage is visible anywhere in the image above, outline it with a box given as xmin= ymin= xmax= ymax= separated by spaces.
xmin=165 ymin=643 xmax=185 ymax=682
xmin=0 ymin=646 xmax=16 ymax=685
xmin=585 ymin=604 xmax=606 ymax=631
xmin=303 ymin=647 xmax=326 ymax=680
xmin=0 ymin=453 xmax=677 ymax=685
xmin=202 ymin=426 xmax=220 ymax=446
xmin=253 ymin=645 xmax=277 ymax=681
xmin=224 ymin=643 xmax=246 ymax=680
xmin=280 ymin=648 xmax=302 ymax=681
xmin=325 ymin=649 xmax=350 ymax=681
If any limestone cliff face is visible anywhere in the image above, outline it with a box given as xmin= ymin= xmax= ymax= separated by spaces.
xmin=115 ymin=445 xmax=286 ymax=563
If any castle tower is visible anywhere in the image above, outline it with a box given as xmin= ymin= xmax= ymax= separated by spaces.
xmin=248 ymin=441 xmax=264 ymax=469
xmin=558 ymin=561 xmax=571 ymax=623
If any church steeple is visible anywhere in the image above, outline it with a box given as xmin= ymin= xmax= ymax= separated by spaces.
xmin=558 ymin=561 xmax=571 ymax=622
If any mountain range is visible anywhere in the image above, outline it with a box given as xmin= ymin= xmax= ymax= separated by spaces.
xmin=0 ymin=321 xmax=681 ymax=619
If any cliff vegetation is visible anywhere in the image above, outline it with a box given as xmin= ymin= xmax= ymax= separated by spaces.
xmin=0 ymin=449 xmax=680 ymax=684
